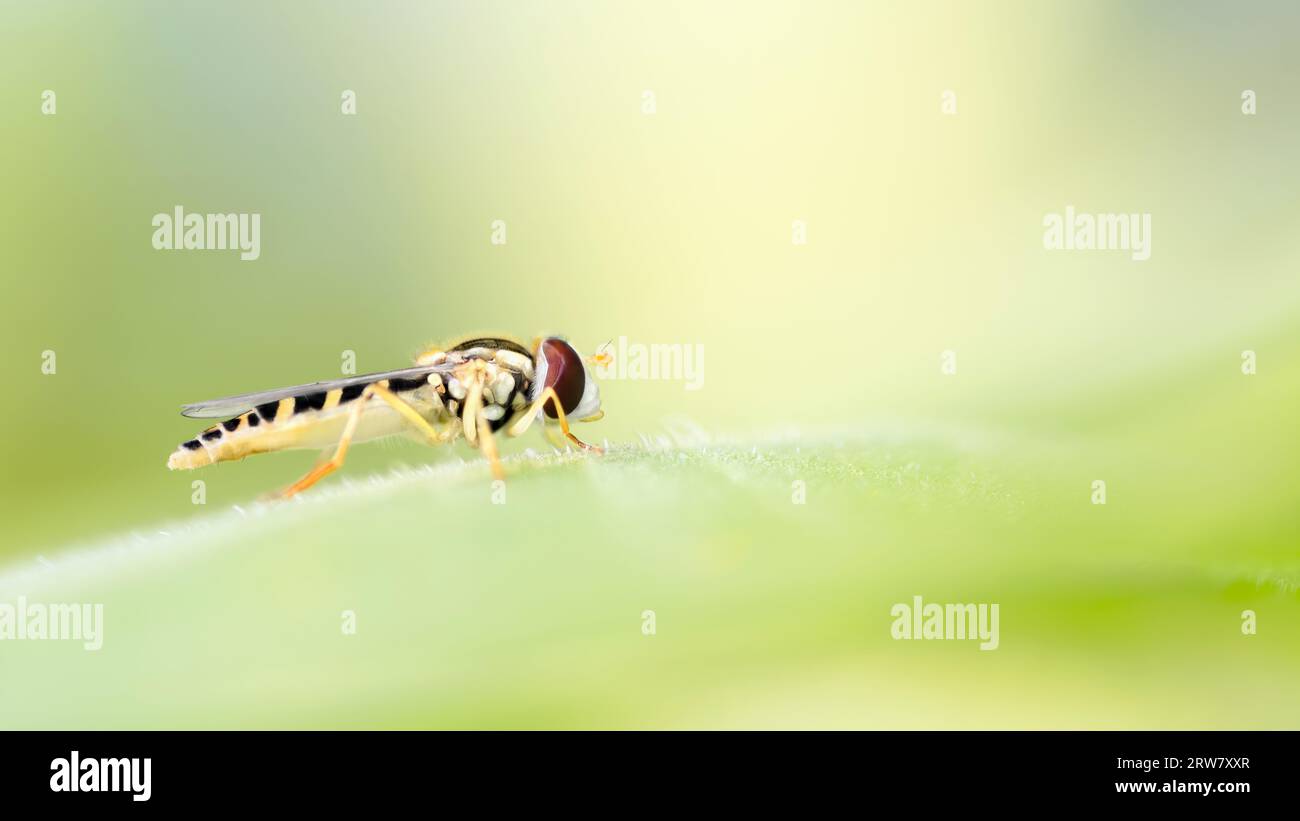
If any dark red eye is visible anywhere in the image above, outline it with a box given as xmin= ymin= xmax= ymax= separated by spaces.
xmin=541 ymin=338 xmax=585 ymax=418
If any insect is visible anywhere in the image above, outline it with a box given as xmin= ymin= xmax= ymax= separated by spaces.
xmin=168 ymin=336 xmax=607 ymax=498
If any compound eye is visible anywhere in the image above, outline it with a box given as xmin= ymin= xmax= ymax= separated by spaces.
xmin=540 ymin=338 xmax=585 ymax=418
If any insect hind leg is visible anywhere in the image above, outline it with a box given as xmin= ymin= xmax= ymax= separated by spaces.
xmin=272 ymin=389 xmax=369 ymax=499
xmin=271 ymin=382 xmax=448 ymax=499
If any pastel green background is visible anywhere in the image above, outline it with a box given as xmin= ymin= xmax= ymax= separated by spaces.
xmin=0 ymin=1 xmax=1297 ymax=728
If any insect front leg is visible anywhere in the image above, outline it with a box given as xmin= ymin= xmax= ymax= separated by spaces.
xmin=506 ymin=386 xmax=603 ymax=453
xmin=541 ymin=424 xmax=569 ymax=451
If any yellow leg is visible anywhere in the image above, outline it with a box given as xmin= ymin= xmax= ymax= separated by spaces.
xmin=273 ymin=383 xmax=445 ymax=499
xmin=273 ymin=389 xmax=369 ymax=499
xmin=541 ymin=424 xmax=568 ymax=451
xmin=453 ymin=368 xmax=504 ymax=479
xmin=476 ymin=411 xmax=505 ymax=481
xmin=368 ymin=383 xmax=451 ymax=445
xmin=462 ymin=374 xmax=485 ymax=446
xmin=507 ymin=386 xmax=603 ymax=453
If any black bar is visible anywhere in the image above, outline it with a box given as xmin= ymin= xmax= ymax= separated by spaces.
xmin=7 ymin=731 xmax=1289 ymax=807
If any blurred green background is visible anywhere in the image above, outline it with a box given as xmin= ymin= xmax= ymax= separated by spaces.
xmin=1 ymin=0 xmax=1297 ymax=728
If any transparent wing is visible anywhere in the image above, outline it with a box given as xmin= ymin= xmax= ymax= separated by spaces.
xmin=179 ymin=364 xmax=457 ymax=419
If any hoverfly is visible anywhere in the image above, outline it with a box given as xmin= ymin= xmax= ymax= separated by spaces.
xmin=168 ymin=336 xmax=608 ymax=498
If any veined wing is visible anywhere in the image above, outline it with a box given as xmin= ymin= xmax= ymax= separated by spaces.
xmin=179 ymin=364 xmax=456 ymax=419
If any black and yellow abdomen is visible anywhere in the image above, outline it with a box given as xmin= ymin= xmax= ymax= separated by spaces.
xmin=167 ymin=377 xmax=436 ymax=470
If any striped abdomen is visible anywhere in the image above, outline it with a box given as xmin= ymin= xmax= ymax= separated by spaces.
xmin=167 ymin=376 xmax=434 ymax=470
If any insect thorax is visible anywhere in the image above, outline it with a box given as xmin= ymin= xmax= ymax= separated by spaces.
xmin=430 ymin=343 xmax=535 ymax=431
